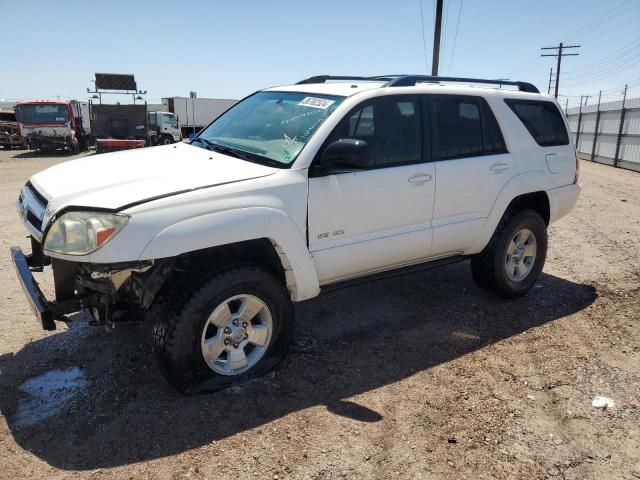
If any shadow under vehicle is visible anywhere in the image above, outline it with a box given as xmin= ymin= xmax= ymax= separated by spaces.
xmin=0 ymin=264 xmax=597 ymax=470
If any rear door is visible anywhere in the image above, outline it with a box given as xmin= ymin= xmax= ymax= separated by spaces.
xmin=427 ymin=95 xmax=515 ymax=255
xmin=504 ymin=99 xmax=575 ymax=187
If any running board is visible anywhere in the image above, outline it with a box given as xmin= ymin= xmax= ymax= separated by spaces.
xmin=320 ymin=255 xmax=467 ymax=294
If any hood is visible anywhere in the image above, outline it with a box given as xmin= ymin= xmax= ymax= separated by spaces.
xmin=30 ymin=142 xmax=278 ymax=221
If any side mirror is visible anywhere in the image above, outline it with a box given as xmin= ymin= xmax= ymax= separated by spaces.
xmin=319 ymin=139 xmax=369 ymax=174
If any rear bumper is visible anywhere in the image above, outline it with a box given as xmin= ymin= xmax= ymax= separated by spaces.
xmin=10 ymin=246 xmax=56 ymax=330
xmin=548 ymin=183 xmax=581 ymax=224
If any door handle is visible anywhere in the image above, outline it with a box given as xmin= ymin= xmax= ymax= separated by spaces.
xmin=490 ymin=162 xmax=509 ymax=173
xmin=408 ymin=174 xmax=432 ymax=185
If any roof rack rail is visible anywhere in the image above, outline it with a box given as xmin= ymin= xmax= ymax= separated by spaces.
xmin=384 ymin=75 xmax=539 ymax=93
xmin=296 ymin=75 xmax=396 ymax=84
xmin=295 ymin=74 xmax=539 ymax=93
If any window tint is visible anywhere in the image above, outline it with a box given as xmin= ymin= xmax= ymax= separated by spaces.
xmin=327 ymin=96 xmax=423 ymax=168
xmin=431 ymin=96 xmax=507 ymax=160
xmin=432 ymin=97 xmax=484 ymax=159
xmin=481 ymin=101 xmax=507 ymax=154
xmin=505 ymin=99 xmax=569 ymax=146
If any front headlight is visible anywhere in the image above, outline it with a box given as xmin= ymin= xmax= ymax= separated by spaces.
xmin=43 ymin=211 xmax=129 ymax=255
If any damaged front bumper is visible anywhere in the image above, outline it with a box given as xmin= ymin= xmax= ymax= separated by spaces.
xmin=10 ymin=246 xmax=81 ymax=330
xmin=10 ymin=239 xmax=163 ymax=331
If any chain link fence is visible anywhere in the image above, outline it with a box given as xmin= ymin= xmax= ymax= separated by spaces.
xmin=565 ymin=96 xmax=640 ymax=173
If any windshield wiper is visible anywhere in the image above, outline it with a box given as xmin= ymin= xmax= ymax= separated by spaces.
xmin=194 ymin=138 xmax=284 ymax=168
xmin=209 ymin=142 xmax=284 ymax=168
xmin=191 ymin=137 xmax=215 ymax=150
xmin=209 ymin=142 xmax=255 ymax=161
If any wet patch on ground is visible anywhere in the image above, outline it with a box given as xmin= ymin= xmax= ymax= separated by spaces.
xmin=15 ymin=367 xmax=86 ymax=429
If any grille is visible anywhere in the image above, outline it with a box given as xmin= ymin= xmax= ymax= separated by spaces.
xmin=26 ymin=181 xmax=49 ymax=208
xmin=19 ymin=181 xmax=48 ymax=238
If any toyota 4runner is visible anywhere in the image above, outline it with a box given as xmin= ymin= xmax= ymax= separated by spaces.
xmin=11 ymin=75 xmax=581 ymax=393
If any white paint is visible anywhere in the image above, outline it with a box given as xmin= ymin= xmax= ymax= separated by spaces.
xmin=16 ymin=80 xmax=580 ymax=304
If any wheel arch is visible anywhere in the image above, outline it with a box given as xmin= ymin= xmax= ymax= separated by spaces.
xmin=138 ymin=207 xmax=320 ymax=301
xmin=467 ymin=172 xmax=552 ymax=255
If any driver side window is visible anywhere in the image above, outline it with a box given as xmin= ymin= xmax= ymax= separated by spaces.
xmin=325 ymin=95 xmax=424 ymax=169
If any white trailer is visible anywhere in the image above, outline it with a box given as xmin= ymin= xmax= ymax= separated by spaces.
xmin=162 ymin=97 xmax=237 ymax=137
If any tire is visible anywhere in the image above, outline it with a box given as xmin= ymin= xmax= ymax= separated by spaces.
xmin=161 ymin=135 xmax=173 ymax=145
xmin=78 ymin=136 xmax=89 ymax=152
xmin=470 ymin=209 xmax=547 ymax=298
xmin=152 ymin=265 xmax=294 ymax=394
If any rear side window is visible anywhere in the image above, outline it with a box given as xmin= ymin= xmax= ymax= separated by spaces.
xmin=430 ymin=96 xmax=507 ymax=160
xmin=505 ymin=99 xmax=569 ymax=146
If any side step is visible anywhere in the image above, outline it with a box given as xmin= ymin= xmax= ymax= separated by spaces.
xmin=321 ymin=255 xmax=466 ymax=294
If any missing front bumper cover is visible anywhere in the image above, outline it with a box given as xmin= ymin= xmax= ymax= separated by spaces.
xmin=10 ymin=246 xmax=82 ymax=330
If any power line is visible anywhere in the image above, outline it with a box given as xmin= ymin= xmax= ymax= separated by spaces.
xmin=558 ymin=0 xmax=637 ymax=44
xmin=562 ymin=38 xmax=640 ymax=78
xmin=563 ymin=56 xmax=640 ymax=87
xmin=441 ymin=0 xmax=450 ymax=62
xmin=419 ymin=0 xmax=429 ymax=73
xmin=541 ymin=42 xmax=580 ymax=98
xmin=447 ymin=0 xmax=464 ymax=74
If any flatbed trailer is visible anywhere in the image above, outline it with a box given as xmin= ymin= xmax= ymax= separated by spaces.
xmin=95 ymin=138 xmax=146 ymax=153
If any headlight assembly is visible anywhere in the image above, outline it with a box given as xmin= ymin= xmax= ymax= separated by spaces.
xmin=43 ymin=211 xmax=129 ymax=255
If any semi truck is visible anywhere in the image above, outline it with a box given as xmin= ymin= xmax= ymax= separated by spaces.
xmin=147 ymin=110 xmax=181 ymax=145
xmin=15 ymin=100 xmax=91 ymax=153
xmin=162 ymin=96 xmax=236 ymax=137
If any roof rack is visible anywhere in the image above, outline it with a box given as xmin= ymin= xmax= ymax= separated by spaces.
xmin=296 ymin=75 xmax=396 ymax=84
xmin=295 ymin=75 xmax=539 ymax=93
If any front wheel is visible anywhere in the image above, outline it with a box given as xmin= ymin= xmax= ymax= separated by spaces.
xmin=152 ymin=265 xmax=294 ymax=393
xmin=471 ymin=209 xmax=547 ymax=298
xmin=161 ymin=135 xmax=173 ymax=145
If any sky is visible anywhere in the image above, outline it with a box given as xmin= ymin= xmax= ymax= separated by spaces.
xmin=1 ymin=0 xmax=639 ymax=109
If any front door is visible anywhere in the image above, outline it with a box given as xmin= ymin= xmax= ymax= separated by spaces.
xmin=308 ymin=95 xmax=435 ymax=285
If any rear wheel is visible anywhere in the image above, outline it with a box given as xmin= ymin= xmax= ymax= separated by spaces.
xmin=471 ymin=209 xmax=547 ymax=298
xmin=152 ymin=265 xmax=294 ymax=394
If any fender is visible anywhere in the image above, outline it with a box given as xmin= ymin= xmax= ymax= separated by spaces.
xmin=138 ymin=206 xmax=320 ymax=301
xmin=466 ymin=170 xmax=551 ymax=255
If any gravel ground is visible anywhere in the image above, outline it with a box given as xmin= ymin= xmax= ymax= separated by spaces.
xmin=0 ymin=148 xmax=638 ymax=480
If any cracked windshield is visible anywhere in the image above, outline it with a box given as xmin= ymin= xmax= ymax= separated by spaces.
xmin=197 ymin=91 xmax=344 ymax=165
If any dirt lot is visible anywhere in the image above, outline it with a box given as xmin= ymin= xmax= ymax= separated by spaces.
xmin=0 ymin=148 xmax=638 ymax=480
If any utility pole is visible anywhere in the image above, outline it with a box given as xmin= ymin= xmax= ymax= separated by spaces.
xmin=576 ymin=95 xmax=584 ymax=148
xmin=547 ymin=67 xmax=554 ymax=94
xmin=432 ymin=0 xmax=444 ymax=76
xmin=541 ymin=42 xmax=580 ymax=98
xmin=613 ymin=84 xmax=628 ymax=167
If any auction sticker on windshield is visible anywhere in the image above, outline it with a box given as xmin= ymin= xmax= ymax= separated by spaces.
xmin=298 ymin=97 xmax=335 ymax=109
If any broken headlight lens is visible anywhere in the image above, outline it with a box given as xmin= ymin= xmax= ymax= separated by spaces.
xmin=43 ymin=211 xmax=129 ymax=255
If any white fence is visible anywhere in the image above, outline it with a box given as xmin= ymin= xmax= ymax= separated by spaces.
xmin=566 ymin=96 xmax=640 ymax=173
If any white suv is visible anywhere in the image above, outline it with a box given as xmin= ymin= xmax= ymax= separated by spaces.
xmin=11 ymin=75 xmax=581 ymax=393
